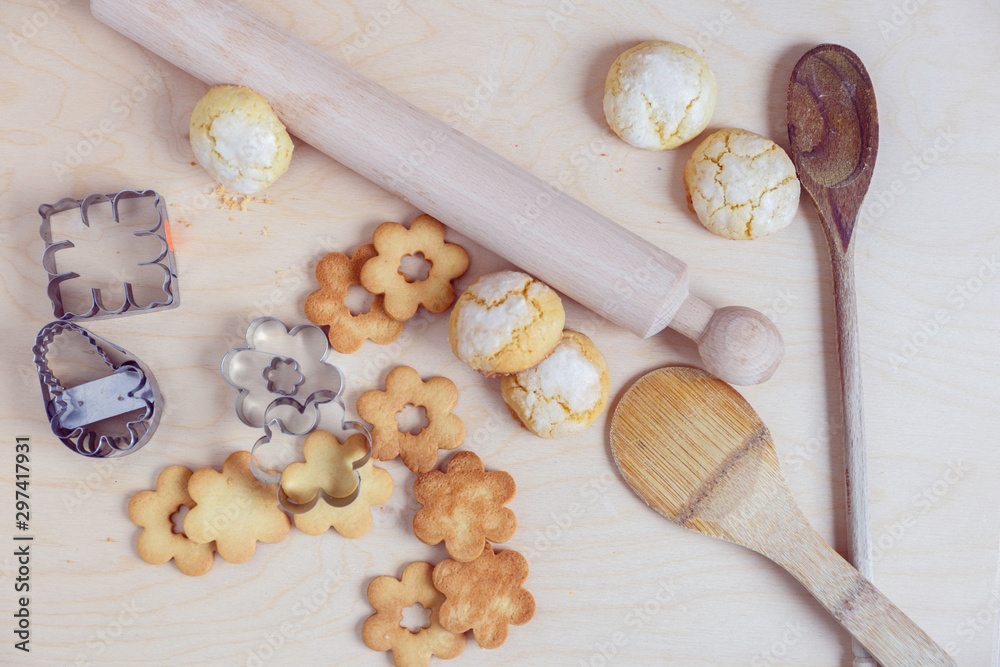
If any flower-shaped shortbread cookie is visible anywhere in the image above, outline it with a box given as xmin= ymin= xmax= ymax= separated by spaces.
xmin=413 ymin=451 xmax=516 ymax=561
xmin=362 ymin=561 xmax=466 ymax=667
xmin=305 ymin=244 xmax=403 ymax=353
xmin=184 ymin=451 xmax=290 ymax=564
xmin=128 ymin=466 xmax=216 ymax=576
xmin=359 ymin=215 xmax=469 ymax=321
xmin=281 ymin=431 xmax=393 ymax=538
xmin=357 ymin=366 xmax=465 ymax=473
xmin=433 ymin=544 xmax=535 ymax=649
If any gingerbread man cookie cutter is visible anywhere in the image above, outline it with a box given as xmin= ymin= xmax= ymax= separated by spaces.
xmin=221 ymin=317 xmax=372 ymax=514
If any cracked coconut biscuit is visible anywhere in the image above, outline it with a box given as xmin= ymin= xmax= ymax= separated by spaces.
xmin=683 ymin=127 xmax=801 ymax=240
xmin=128 ymin=466 xmax=216 ymax=576
xmin=413 ymin=451 xmax=517 ymax=562
xmin=604 ymin=40 xmax=716 ymax=150
xmin=500 ymin=330 xmax=610 ymax=439
xmin=448 ymin=270 xmax=565 ymax=376
xmin=189 ymin=85 xmax=293 ymax=194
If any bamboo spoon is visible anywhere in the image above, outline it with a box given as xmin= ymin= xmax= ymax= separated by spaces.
xmin=786 ymin=44 xmax=879 ymax=666
xmin=609 ymin=367 xmax=955 ymax=667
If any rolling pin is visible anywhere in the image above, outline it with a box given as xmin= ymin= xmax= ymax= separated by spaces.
xmin=91 ymin=0 xmax=784 ymax=385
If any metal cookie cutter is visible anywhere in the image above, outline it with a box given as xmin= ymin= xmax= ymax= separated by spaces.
xmin=38 ymin=189 xmax=179 ymax=320
xmin=221 ymin=317 xmax=372 ymax=513
xmin=32 ymin=322 xmax=162 ymax=458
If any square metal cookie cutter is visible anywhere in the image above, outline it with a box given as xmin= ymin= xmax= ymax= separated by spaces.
xmin=38 ymin=189 xmax=179 ymax=320
xmin=221 ymin=317 xmax=372 ymax=514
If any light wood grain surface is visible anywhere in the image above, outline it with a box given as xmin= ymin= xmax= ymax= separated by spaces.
xmin=2 ymin=1 xmax=999 ymax=665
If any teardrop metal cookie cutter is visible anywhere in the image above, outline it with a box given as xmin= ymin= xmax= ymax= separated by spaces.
xmin=32 ymin=321 xmax=162 ymax=458
xmin=221 ymin=317 xmax=372 ymax=513
xmin=38 ymin=189 xmax=179 ymax=320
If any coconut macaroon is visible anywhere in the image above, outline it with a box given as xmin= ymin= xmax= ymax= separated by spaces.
xmin=448 ymin=270 xmax=565 ymax=377
xmin=189 ymin=85 xmax=293 ymax=194
xmin=604 ymin=40 xmax=716 ymax=151
xmin=500 ymin=330 xmax=610 ymax=439
xmin=683 ymin=128 xmax=800 ymax=240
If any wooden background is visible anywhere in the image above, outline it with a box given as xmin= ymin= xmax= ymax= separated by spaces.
xmin=2 ymin=0 xmax=998 ymax=665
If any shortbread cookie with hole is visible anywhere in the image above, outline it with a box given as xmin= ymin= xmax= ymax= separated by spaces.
xmin=189 ymin=85 xmax=293 ymax=193
xmin=356 ymin=366 xmax=465 ymax=473
xmin=362 ymin=561 xmax=466 ymax=667
xmin=305 ymin=244 xmax=404 ymax=353
xmin=281 ymin=431 xmax=393 ymax=538
xmin=433 ymin=544 xmax=535 ymax=649
xmin=448 ymin=270 xmax=565 ymax=376
xmin=683 ymin=127 xmax=800 ymax=240
xmin=128 ymin=466 xmax=216 ymax=576
xmin=183 ymin=451 xmax=290 ymax=564
xmin=500 ymin=329 xmax=610 ymax=438
xmin=413 ymin=451 xmax=516 ymax=561
xmin=604 ymin=41 xmax=716 ymax=150
xmin=360 ymin=215 xmax=469 ymax=321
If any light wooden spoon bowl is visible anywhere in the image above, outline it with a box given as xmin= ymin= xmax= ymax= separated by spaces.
xmin=609 ymin=367 xmax=955 ymax=667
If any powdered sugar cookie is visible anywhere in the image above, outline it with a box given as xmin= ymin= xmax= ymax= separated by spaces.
xmin=604 ymin=41 xmax=716 ymax=150
xmin=500 ymin=330 xmax=610 ymax=438
xmin=189 ymin=85 xmax=293 ymax=193
xmin=683 ymin=127 xmax=800 ymax=239
xmin=448 ymin=270 xmax=565 ymax=376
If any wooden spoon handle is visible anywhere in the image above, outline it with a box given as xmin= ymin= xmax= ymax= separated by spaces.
xmin=767 ymin=514 xmax=954 ymax=667
xmin=90 ymin=0 xmax=784 ymax=385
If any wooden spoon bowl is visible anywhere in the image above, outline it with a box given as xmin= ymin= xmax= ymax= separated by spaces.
xmin=609 ymin=367 xmax=955 ymax=667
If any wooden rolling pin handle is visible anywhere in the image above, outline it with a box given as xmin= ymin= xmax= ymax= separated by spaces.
xmin=673 ymin=296 xmax=784 ymax=385
xmin=90 ymin=0 xmax=783 ymax=384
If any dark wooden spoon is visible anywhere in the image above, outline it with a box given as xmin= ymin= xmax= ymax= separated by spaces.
xmin=787 ymin=43 xmax=879 ymax=667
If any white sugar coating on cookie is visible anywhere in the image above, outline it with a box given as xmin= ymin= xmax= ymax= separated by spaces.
xmin=189 ymin=85 xmax=293 ymax=194
xmin=501 ymin=330 xmax=610 ymax=438
xmin=683 ymin=128 xmax=800 ymax=240
xmin=604 ymin=41 xmax=716 ymax=151
xmin=449 ymin=270 xmax=565 ymax=375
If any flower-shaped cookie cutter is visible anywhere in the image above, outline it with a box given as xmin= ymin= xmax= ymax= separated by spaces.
xmin=38 ymin=189 xmax=179 ymax=321
xmin=32 ymin=321 xmax=162 ymax=457
xmin=221 ymin=317 xmax=371 ymax=513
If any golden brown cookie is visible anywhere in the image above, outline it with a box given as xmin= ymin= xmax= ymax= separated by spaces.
xmin=183 ymin=451 xmax=290 ymax=564
xmin=500 ymin=329 xmax=611 ymax=438
xmin=413 ymin=452 xmax=516 ymax=561
xmin=359 ymin=215 xmax=469 ymax=321
xmin=128 ymin=466 xmax=216 ymax=576
xmin=362 ymin=561 xmax=466 ymax=667
xmin=433 ymin=544 xmax=535 ymax=649
xmin=280 ymin=431 xmax=394 ymax=538
xmin=304 ymin=244 xmax=404 ymax=353
xmin=448 ymin=270 xmax=565 ymax=376
xmin=356 ymin=366 xmax=465 ymax=473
